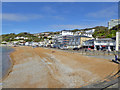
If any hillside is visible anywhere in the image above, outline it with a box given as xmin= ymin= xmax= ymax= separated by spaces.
xmin=1 ymin=32 xmax=41 ymax=42
xmin=70 ymin=25 xmax=119 ymax=38
xmin=93 ymin=24 xmax=120 ymax=38
xmin=1 ymin=25 xmax=119 ymax=43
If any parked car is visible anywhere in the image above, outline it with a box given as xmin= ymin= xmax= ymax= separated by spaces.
xmin=73 ymin=48 xmax=79 ymax=50
xmin=60 ymin=47 xmax=68 ymax=50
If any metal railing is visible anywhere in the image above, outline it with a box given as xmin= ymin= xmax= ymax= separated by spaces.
xmin=76 ymin=49 xmax=116 ymax=56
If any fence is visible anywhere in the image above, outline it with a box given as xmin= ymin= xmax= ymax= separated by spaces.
xmin=68 ymin=49 xmax=119 ymax=56
xmin=45 ymin=47 xmax=120 ymax=57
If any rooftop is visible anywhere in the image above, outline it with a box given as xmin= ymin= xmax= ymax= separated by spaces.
xmin=96 ymin=38 xmax=115 ymax=41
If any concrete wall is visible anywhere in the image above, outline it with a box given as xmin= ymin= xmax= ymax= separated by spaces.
xmin=116 ymin=32 xmax=120 ymax=51
xmin=94 ymin=40 xmax=115 ymax=46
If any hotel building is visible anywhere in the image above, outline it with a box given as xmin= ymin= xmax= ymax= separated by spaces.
xmin=108 ymin=19 xmax=120 ymax=29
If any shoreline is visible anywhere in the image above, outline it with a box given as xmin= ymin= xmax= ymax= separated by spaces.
xmin=2 ymin=46 xmax=118 ymax=88
xmin=0 ymin=46 xmax=14 ymax=82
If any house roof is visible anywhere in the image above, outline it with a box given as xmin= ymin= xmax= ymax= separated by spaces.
xmin=74 ymin=35 xmax=91 ymax=38
xmin=84 ymin=39 xmax=95 ymax=42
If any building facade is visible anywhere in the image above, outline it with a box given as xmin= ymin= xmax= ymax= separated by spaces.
xmin=94 ymin=38 xmax=116 ymax=51
xmin=68 ymin=35 xmax=92 ymax=48
xmin=82 ymin=38 xmax=116 ymax=51
xmin=82 ymin=39 xmax=94 ymax=48
xmin=82 ymin=29 xmax=95 ymax=38
xmin=68 ymin=35 xmax=80 ymax=48
xmin=108 ymin=19 xmax=120 ymax=29
xmin=61 ymin=30 xmax=73 ymax=36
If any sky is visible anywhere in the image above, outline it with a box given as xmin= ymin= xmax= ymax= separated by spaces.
xmin=2 ymin=2 xmax=118 ymax=34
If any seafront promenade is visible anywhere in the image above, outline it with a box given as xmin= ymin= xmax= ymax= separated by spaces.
xmin=2 ymin=46 xmax=118 ymax=88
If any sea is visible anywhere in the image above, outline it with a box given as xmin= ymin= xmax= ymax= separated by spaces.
xmin=0 ymin=46 xmax=14 ymax=80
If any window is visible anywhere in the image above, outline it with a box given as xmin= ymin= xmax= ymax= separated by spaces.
xmin=112 ymin=41 xmax=115 ymax=43
xmin=98 ymin=41 xmax=101 ymax=43
xmin=104 ymin=41 xmax=106 ymax=43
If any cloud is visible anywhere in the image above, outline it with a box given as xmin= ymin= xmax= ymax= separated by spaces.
xmin=2 ymin=13 xmax=43 ymax=21
xmin=80 ymin=19 xmax=98 ymax=22
xmin=51 ymin=16 xmax=65 ymax=20
xmin=1 ymin=13 xmax=64 ymax=22
xmin=87 ymin=6 xmax=118 ymax=18
xmin=49 ymin=22 xmax=108 ymax=30
xmin=49 ymin=24 xmax=84 ymax=30
xmin=42 ymin=6 xmax=56 ymax=13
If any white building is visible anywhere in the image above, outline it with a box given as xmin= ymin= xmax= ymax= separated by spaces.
xmin=14 ymin=36 xmax=28 ymax=40
xmin=82 ymin=29 xmax=95 ymax=38
xmin=116 ymin=32 xmax=120 ymax=51
xmin=82 ymin=33 xmax=93 ymax=38
xmin=85 ymin=29 xmax=95 ymax=33
xmin=47 ymin=35 xmax=52 ymax=38
xmin=108 ymin=19 xmax=120 ymax=29
xmin=25 ymin=42 xmax=32 ymax=46
xmin=52 ymin=35 xmax=63 ymax=48
xmin=82 ymin=38 xmax=116 ymax=51
xmin=82 ymin=39 xmax=94 ymax=48
xmin=94 ymin=38 xmax=116 ymax=51
xmin=31 ymin=42 xmax=39 ymax=46
xmin=74 ymin=31 xmax=81 ymax=36
xmin=74 ymin=29 xmax=95 ymax=38
xmin=68 ymin=35 xmax=81 ymax=48
xmin=1 ymin=41 xmax=7 ymax=44
xmin=12 ymin=41 xmax=19 ymax=45
xmin=61 ymin=30 xmax=73 ymax=36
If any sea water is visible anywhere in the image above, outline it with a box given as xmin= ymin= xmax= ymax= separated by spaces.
xmin=0 ymin=46 xmax=14 ymax=79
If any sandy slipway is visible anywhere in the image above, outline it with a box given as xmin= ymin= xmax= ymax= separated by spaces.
xmin=2 ymin=46 xmax=118 ymax=88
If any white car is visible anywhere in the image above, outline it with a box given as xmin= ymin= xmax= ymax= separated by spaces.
xmin=60 ymin=47 xmax=68 ymax=50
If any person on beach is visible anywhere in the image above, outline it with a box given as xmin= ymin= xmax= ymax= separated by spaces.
xmin=114 ymin=54 xmax=120 ymax=62
xmin=114 ymin=54 xmax=118 ymax=62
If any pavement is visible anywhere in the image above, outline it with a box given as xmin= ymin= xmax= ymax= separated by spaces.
xmin=85 ymin=55 xmax=114 ymax=60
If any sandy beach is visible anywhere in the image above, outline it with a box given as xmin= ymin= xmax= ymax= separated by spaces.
xmin=2 ymin=46 xmax=118 ymax=88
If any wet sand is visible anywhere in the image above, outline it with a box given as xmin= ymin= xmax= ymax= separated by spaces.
xmin=0 ymin=47 xmax=14 ymax=82
xmin=2 ymin=46 xmax=118 ymax=88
